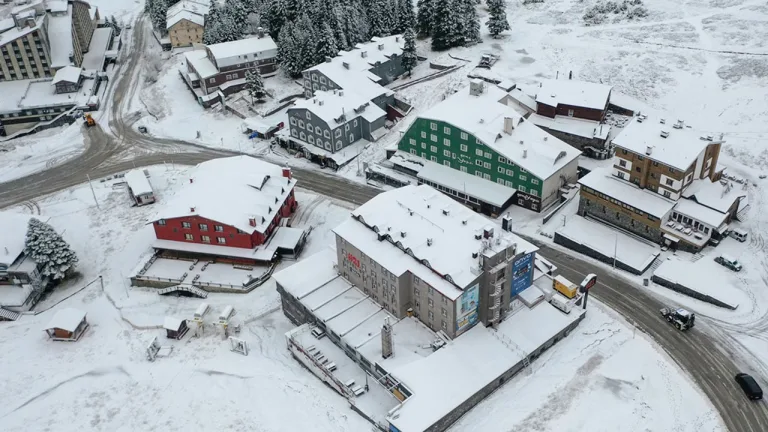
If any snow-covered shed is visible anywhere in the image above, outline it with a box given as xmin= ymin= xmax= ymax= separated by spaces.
xmin=163 ymin=316 xmax=189 ymax=340
xmin=124 ymin=169 xmax=155 ymax=206
xmin=51 ymin=66 xmax=82 ymax=94
xmin=44 ymin=308 xmax=88 ymax=341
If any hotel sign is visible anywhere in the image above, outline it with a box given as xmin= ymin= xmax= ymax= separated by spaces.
xmin=347 ymin=253 xmax=360 ymax=268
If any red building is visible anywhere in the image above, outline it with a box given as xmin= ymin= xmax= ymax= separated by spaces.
xmin=149 ymin=156 xmax=304 ymax=263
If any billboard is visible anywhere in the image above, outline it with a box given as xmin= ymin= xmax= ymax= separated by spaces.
xmin=510 ymin=252 xmax=535 ymax=296
xmin=455 ymin=283 xmax=479 ymax=335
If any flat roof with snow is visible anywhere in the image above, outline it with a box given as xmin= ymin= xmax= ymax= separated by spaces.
xmin=528 ymin=113 xmax=610 ymax=140
xmin=0 ymin=212 xmax=33 ymax=266
xmin=207 ymin=36 xmax=278 ymax=69
xmin=124 ymin=169 xmax=153 ymax=196
xmin=388 ymin=302 xmax=583 ymax=432
xmin=150 ymin=156 xmax=296 ymax=235
xmin=273 ymin=248 xmax=339 ymax=298
xmin=163 ymin=316 xmax=185 ymax=331
xmin=579 ymin=168 xmax=677 ymax=218
xmin=44 ymin=308 xmax=86 ymax=332
xmin=672 ymin=199 xmax=729 ymax=229
xmin=81 ymin=26 xmax=113 ymax=71
xmin=612 ymin=115 xmax=714 ymax=171
xmin=290 ymin=89 xmax=386 ymax=126
xmin=415 ymin=155 xmax=515 ymax=207
xmin=47 ymin=8 xmax=73 ymax=68
xmin=333 ymin=185 xmax=537 ymax=298
xmin=535 ymin=79 xmax=612 ymax=110
xmin=416 ymin=83 xmax=581 ymax=181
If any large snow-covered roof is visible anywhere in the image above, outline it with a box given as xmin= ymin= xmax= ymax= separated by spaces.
xmin=333 ymin=185 xmax=537 ymax=299
xmin=184 ymin=49 xmax=218 ymax=79
xmin=417 ymin=83 xmax=581 ymax=180
xmin=47 ymin=8 xmax=73 ymax=68
xmin=0 ymin=212 xmax=32 ymax=267
xmin=51 ymin=65 xmax=81 ymax=85
xmin=44 ymin=308 xmax=86 ymax=332
xmin=124 ymin=169 xmax=153 ymax=196
xmin=150 ymin=156 xmax=297 ymax=235
xmin=290 ymin=89 xmax=386 ymax=126
xmin=167 ymin=0 xmax=209 ymax=29
xmin=579 ymin=168 xmax=677 ymax=218
xmin=681 ymin=179 xmax=746 ymax=214
xmin=673 ymin=199 xmax=729 ymax=229
xmin=612 ymin=115 xmax=714 ymax=171
xmin=46 ymin=0 xmax=68 ymax=13
xmin=412 ymin=155 xmax=515 ymax=207
xmin=163 ymin=316 xmax=185 ymax=331
xmin=167 ymin=9 xmax=204 ymax=28
xmin=0 ymin=14 xmax=44 ymax=46
xmin=207 ymin=36 xmax=278 ymax=69
xmin=535 ymin=79 xmax=612 ymax=110
xmin=528 ymin=113 xmax=610 ymax=140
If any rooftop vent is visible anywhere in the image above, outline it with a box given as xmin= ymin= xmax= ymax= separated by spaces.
xmin=408 ymin=210 xmax=414 ymax=216
xmin=503 ymin=117 xmax=515 ymax=135
xmin=519 ymin=140 xmax=524 ymax=145
xmin=342 ymin=61 xmax=349 ymax=69
xmin=660 ymin=118 xmax=666 ymax=124
xmin=190 ymin=207 xmax=196 ymax=212
xmin=378 ymin=43 xmax=384 ymax=51
xmin=318 ymin=100 xmax=324 ymax=106
xmin=472 ymin=252 xmax=478 ymax=258
xmin=442 ymin=209 xmax=450 ymax=216
xmin=673 ymin=119 xmax=684 ymax=129
xmin=543 ymin=136 xmax=548 ymax=141
xmin=338 ymin=90 xmax=344 ymax=96
xmin=474 ymin=231 xmax=482 ymax=240
xmin=427 ymin=238 xmax=433 ymax=246
xmin=325 ymin=56 xmax=332 ymax=63
xmin=189 ymin=178 xmax=194 ymax=183
xmin=523 ymin=149 xmax=528 ymax=158
xmin=660 ymin=130 xmax=670 ymax=138
xmin=461 ymin=220 xmax=467 ymax=225
xmin=395 ymin=36 xmax=400 ymax=42
xmin=361 ymin=50 xmax=368 ymax=58
xmin=646 ymin=146 xmax=653 ymax=155
xmin=483 ymin=226 xmax=494 ymax=239
xmin=400 ymin=231 xmax=407 ymax=238
xmin=249 ymin=217 xmax=257 ymax=227
xmin=469 ymin=80 xmax=485 ymax=96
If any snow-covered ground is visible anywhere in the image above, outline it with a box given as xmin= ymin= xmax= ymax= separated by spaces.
xmin=0 ymin=166 xmax=723 ymax=431
xmin=0 ymin=125 xmax=85 ymax=183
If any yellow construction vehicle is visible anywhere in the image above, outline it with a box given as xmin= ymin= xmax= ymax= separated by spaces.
xmin=83 ymin=113 xmax=96 ymax=127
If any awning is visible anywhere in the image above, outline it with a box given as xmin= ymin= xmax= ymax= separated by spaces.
xmin=663 ymin=233 xmax=680 ymax=243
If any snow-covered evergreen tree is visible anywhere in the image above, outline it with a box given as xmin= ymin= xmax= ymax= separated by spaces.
xmin=342 ymin=5 xmax=369 ymax=46
xmin=145 ymin=0 xmax=153 ymax=14
xmin=316 ymin=22 xmax=339 ymax=63
xmin=456 ymin=0 xmax=480 ymax=45
xmin=24 ymin=218 xmax=78 ymax=282
xmin=264 ymin=0 xmax=287 ymax=39
xmin=294 ymin=13 xmax=318 ymax=70
xmin=278 ymin=22 xmax=302 ymax=77
xmin=486 ymin=0 xmax=510 ymax=38
xmin=431 ymin=0 xmax=460 ymax=50
xmin=364 ymin=0 xmax=388 ymax=37
xmin=416 ymin=0 xmax=434 ymax=36
xmin=394 ymin=0 xmax=416 ymax=34
xmin=203 ymin=0 xmax=222 ymax=44
xmin=401 ymin=27 xmax=417 ymax=76
xmin=245 ymin=68 xmax=266 ymax=103
xmin=332 ymin=5 xmax=351 ymax=50
xmin=151 ymin=0 xmax=168 ymax=33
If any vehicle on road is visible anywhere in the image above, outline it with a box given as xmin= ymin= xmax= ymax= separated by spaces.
xmin=83 ymin=113 xmax=95 ymax=127
xmin=729 ymin=229 xmax=748 ymax=243
xmin=138 ymin=126 xmax=148 ymax=134
xmin=715 ymin=254 xmax=742 ymax=272
xmin=660 ymin=307 xmax=695 ymax=331
xmin=735 ymin=373 xmax=763 ymax=400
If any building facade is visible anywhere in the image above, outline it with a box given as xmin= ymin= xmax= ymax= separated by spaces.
xmin=0 ymin=15 xmax=52 ymax=81
xmin=166 ymin=0 xmax=208 ymax=48
xmin=0 ymin=212 xmax=46 ymax=316
xmin=168 ymin=17 xmax=203 ymax=48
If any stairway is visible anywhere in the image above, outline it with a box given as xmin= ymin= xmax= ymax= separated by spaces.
xmin=491 ymin=329 xmax=532 ymax=375
xmin=157 ymin=284 xmax=209 ymax=298
xmin=690 ymin=253 xmax=705 ymax=263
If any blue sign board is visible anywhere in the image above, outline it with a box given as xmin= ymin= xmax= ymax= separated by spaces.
xmin=510 ymin=252 xmax=535 ymax=296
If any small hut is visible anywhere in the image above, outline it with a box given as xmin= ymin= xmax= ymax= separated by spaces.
xmin=163 ymin=316 xmax=189 ymax=340
xmin=44 ymin=308 xmax=89 ymax=342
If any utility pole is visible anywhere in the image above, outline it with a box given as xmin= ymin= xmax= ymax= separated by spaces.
xmin=86 ymin=174 xmax=100 ymax=209
xmin=613 ymin=233 xmax=618 ymax=269
xmin=562 ymin=215 xmax=567 ymax=227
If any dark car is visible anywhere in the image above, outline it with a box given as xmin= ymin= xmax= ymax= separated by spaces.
xmin=735 ymin=373 xmax=763 ymax=400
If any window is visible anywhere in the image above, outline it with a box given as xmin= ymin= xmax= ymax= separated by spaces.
xmin=316 ymin=128 xmax=322 ymax=136
xmin=665 ymin=178 xmax=674 ymax=186
xmin=325 ymin=141 xmax=332 ymax=150
xmin=199 ymin=223 xmax=208 ymax=231
xmin=498 ymin=156 xmax=507 ymax=163
xmin=307 ymin=124 xmax=313 ymax=133
xmin=184 ymin=233 xmax=193 ymax=241
xmin=291 ymin=129 xmax=298 ymax=137
xmin=353 ymin=119 xmax=358 ymax=127
xmin=430 ymin=134 xmax=437 ymax=142
xmin=214 ymin=225 xmax=224 ymax=232
xmin=443 ymin=161 xmax=451 ymax=167
xmin=421 ymin=131 xmax=427 ymax=138
xmin=506 ymin=169 xmax=513 ymax=176
xmin=158 ymin=219 xmax=166 ymax=225
xmin=308 ymin=136 xmax=314 ymax=144
xmin=335 ymin=129 xmax=341 ymax=138
xmin=298 ymin=120 xmax=304 ymax=129
xmin=617 ymin=171 xmax=626 ymax=180
xmin=441 ymin=320 xmax=447 ymax=330
xmin=323 ymin=130 xmax=330 ymax=138
xmin=410 ymin=149 xmax=417 ymax=154
xmin=421 ymin=142 xmax=427 ymax=149
xmin=519 ymin=174 xmax=527 ymax=181
xmin=444 ymin=126 xmax=451 ymax=134
xmin=414 ymin=288 xmax=420 ymax=297
xmin=461 ymin=132 xmax=468 ymax=140
xmin=460 ymin=166 xmax=467 ymax=172
xmin=498 ymin=167 xmax=505 ymax=173
xmin=662 ymin=190 xmax=671 ymax=198
xmin=312 ymin=74 xmax=318 ymax=81
xmin=531 ymin=189 xmax=538 ymax=197
xmin=460 ymin=144 xmax=467 ymax=152
xmin=475 ymin=170 xmax=482 ymax=177
xmin=428 ymin=311 xmax=434 ymax=320
xmin=443 ymin=149 xmax=451 ymax=157
xmin=484 ymin=152 xmax=492 ymax=159
xmin=431 ymin=145 xmax=437 ymax=152
xmin=505 ymin=180 xmax=514 ymax=187
xmin=483 ymin=162 xmax=491 ymax=169
xmin=430 ymin=156 xmax=437 ymax=162
xmin=443 ymin=138 xmax=450 ymax=146
xmin=409 ymin=138 xmax=416 ymax=145
xmin=430 ymin=122 xmax=437 ymax=131
xmin=568 ymin=109 xmax=574 ymax=117
xmin=497 ymin=178 xmax=505 ymax=184
xmin=428 ymin=298 xmax=434 ymax=307
xmin=300 ymin=132 xmax=306 ymax=140
xmin=619 ymin=159 xmax=627 ymax=167
xmin=319 ymin=76 xmax=326 ymax=84
xmin=349 ymin=134 xmax=354 ymax=142
xmin=483 ymin=173 xmax=491 ymax=180
xmin=209 ymin=78 xmax=215 ymax=83
xmin=531 ymin=178 xmax=539 ymax=185
xmin=421 ymin=152 xmax=427 ymax=158
xmin=476 ymin=149 xmax=483 ymax=156
xmin=441 ymin=307 xmax=447 ymax=317
xmin=217 ymin=237 xmax=226 ymax=244
xmin=345 ymin=124 xmax=350 ymax=132
xmin=182 ymin=222 xmax=191 ymax=229
xmin=518 ymin=185 xmax=527 ymax=193
xmin=635 ymin=166 xmax=641 ymax=172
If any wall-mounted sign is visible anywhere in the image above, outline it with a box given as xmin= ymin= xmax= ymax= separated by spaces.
xmin=347 ymin=253 xmax=360 ymax=268
xmin=455 ymin=283 xmax=479 ymax=335
xmin=511 ymin=252 xmax=535 ymax=296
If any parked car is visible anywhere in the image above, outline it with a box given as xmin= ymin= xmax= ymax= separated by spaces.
xmin=735 ymin=373 xmax=763 ymax=400
xmin=138 ymin=126 xmax=148 ymax=134
xmin=729 ymin=229 xmax=748 ymax=243
xmin=715 ymin=254 xmax=742 ymax=272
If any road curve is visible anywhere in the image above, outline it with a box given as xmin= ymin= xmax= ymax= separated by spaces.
xmin=530 ymin=240 xmax=768 ymax=432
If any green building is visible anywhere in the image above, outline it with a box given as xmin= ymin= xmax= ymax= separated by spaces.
xmin=391 ymin=80 xmax=581 ymax=215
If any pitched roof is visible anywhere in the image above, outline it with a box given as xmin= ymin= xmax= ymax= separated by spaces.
xmin=44 ymin=308 xmax=86 ymax=332
xmin=612 ymin=114 xmax=714 ymax=171
xmin=167 ymin=10 xmax=204 ymax=28
xmin=535 ymin=79 xmax=612 ymax=110
xmin=681 ymin=179 xmax=745 ymax=213
xmin=51 ymin=65 xmax=81 ymax=85
xmin=124 ymin=169 xmax=153 ymax=196
xmin=579 ymin=168 xmax=677 ymax=218
xmin=289 ymin=89 xmax=386 ymax=126
xmin=167 ymin=0 xmax=209 ymax=24
xmin=150 ymin=156 xmax=297 ymax=235
xmin=0 ymin=212 xmax=32 ymax=267
xmin=207 ymin=36 xmax=277 ymax=69
xmin=417 ymin=83 xmax=581 ymax=180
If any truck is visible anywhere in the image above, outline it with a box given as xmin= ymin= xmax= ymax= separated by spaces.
xmin=83 ymin=113 xmax=95 ymax=127
xmin=660 ymin=307 xmax=695 ymax=331
xmin=715 ymin=254 xmax=742 ymax=272
xmin=553 ymin=275 xmax=578 ymax=299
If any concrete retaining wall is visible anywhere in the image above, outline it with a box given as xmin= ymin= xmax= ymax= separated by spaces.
xmin=651 ymin=275 xmax=737 ymax=310
xmin=553 ymin=231 xmax=655 ymax=275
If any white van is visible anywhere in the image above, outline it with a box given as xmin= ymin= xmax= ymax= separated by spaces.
xmin=730 ymin=229 xmax=748 ymax=243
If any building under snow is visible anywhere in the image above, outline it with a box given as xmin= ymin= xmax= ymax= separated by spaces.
xmin=148 ymin=156 xmax=307 ymax=263
xmin=392 ymin=80 xmax=581 ymax=215
xmin=0 ymin=212 xmax=46 ymax=320
xmin=166 ymin=0 xmax=208 ymax=48
xmin=275 ymin=185 xmax=584 ymax=432
xmin=578 ymin=113 xmax=747 ymax=252
xmin=124 ymin=169 xmax=155 ymax=206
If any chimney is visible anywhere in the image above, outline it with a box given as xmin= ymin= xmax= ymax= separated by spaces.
xmin=427 ymin=238 xmax=433 ymax=246
xmin=342 ymin=61 xmax=349 ymax=69
xmin=523 ymin=149 xmax=528 ymax=158
xmin=660 ymin=130 xmax=670 ymax=138
xmin=282 ymin=167 xmax=292 ymax=179
xmin=646 ymin=146 xmax=653 ymax=155
xmin=503 ymin=117 xmax=515 ymax=135
xmin=257 ymin=27 xmax=264 ymax=38
xmin=395 ymin=36 xmax=400 ymax=42
xmin=338 ymin=90 xmax=344 ymax=96
xmin=249 ymin=217 xmax=257 ymax=227
xmin=325 ymin=56 xmax=332 ymax=63
xmin=378 ymin=44 xmax=384 ymax=51
xmin=483 ymin=226 xmax=494 ymax=239
xmin=472 ymin=252 xmax=478 ymax=258
xmin=400 ymin=231 xmax=406 ymax=238
xmin=442 ymin=209 xmax=450 ymax=216
xmin=569 ymin=70 xmax=573 ymax=80
xmin=361 ymin=51 xmax=367 ymax=58
xmin=469 ymin=79 xmax=484 ymax=96
xmin=319 ymin=100 xmax=324 ymax=106
xmin=190 ymin=207 xmax=196 ymax=212
xmin=189 ymin=178 xmax=194 ymax=183
xmin=381 ymin=317 xmax=393 ymax=359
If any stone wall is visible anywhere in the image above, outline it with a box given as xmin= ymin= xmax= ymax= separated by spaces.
xmin=578 ymin=197 xmax=663 ymax=244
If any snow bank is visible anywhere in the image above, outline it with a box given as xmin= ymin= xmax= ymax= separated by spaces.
xmin=652 ymin=257 xmax=745 ymax=309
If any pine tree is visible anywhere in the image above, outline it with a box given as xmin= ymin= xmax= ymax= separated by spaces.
xmin=332 ymin=5 xmax=350 ymax=50
xmin=203 ymin=0 xmax=222 ymax=44
xmin=342 ymin=5 xmax=369 ymax=46
xmin=401 ymin=27 xmax=417 ymax=76
xmin=24 ymin=218 xmax=78 ymax=282
xmin=278 ymin=22 xmax=301 ymax=77
xmin=395 ymin=0 xmax=416 ymax=34
xmin=264 ymin=0 xmax=286 ymax=40
xmin=151 ymin=0 xmax=168 ymax=33
xmin=364 ymin=0 xmax=388 ymax=37
xmin=431 ymin=0 xmax=460 ymax=50
xmin=416 ymin=0 xmax=434 ymax=36
xmin=486 ymin=0 xmax=510 ymax=38
xmin=456 ymin=0 xmax=480 ymax=45
xmin=294 ymin=13 xmax=318 ymax=70
xmin=110 ymin=15 xmax=122 ymax=36
xmin=145 ymin=0 xmax=153 ymax=14
xmin=245 ymin=68 xmax=266 ymax=103
xmin=316 ymin=22 xmax=339 ymax=64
